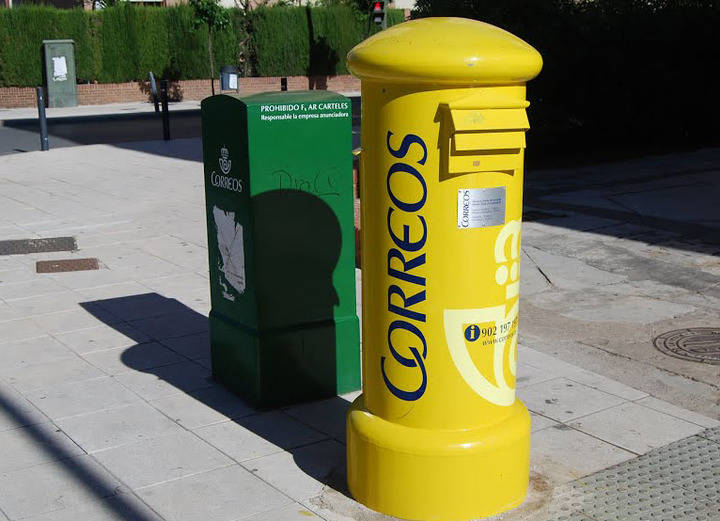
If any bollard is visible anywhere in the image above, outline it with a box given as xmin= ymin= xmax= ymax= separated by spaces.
xmin=160 ymin=80 xmax=170 ymax=141
xmin=345 ymin=18 xmax=542 ymax=521
xmin=36 ymin=86 xmax=49 ymax=151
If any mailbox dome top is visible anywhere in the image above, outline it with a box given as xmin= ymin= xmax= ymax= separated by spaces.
xmin=347 ymin=17 xmax=542 ymax=85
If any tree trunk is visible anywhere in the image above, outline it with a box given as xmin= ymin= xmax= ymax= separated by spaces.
xmin=208 ymin=31 xmax=215 ymax=96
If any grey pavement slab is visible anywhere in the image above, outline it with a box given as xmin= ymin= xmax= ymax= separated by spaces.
xmin=530 ymin=425 xmax=636 ymax=484
xmin=568 ymin=402 xmax=705 ymax=454
xmin=518 ymin=377 xmax=627 ymax=423
xmin=635 ymin=396 xmax=720 ymax=428
xmin=92 ymin=430 xmax=234 ymax=489
xmin=114 ymin=360 xmax=213 ymax=401
xmin=56 ymin=401 xmax=184 ymax=453
xmin=0 ymin=455 xmax=124 ymax=519
xmin=24 ymin=376 xmax=140 ymax=420
xmin=0 ymin=420 xmax=85 ymax=473
xmin=0 ymin=383 xmax=48 ymax=432
xmin=195 ymin=411 xmax=328 ymax=463
xmin=54 ymin=324 xmax=151 ymax=355
xmin=136 ymin=465 xmax=292 ymax=521
xmin=149 ymin=385 xmax=255 ymax=429
xmin=159 ymin=332 xmax=210 ymax=360
xmin=4 ymin=357 xmax=104 ymax=393
xmin=83 ymin=342 xmax=184 ymax=374
xmin=17 ymin=491 xmax=163 ymax=521
xmin=243 ymin=503 xmax=325 ymax=521
xmin=247 ymin=440 xmax=346 ymax=503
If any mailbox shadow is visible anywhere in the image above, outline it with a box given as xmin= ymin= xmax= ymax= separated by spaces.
xmin=79 ymin=189 xmax=355 ymax=498
xmin=79 ymin=294 xmax=353 ymax=499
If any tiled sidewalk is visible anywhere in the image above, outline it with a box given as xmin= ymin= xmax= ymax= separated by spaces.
xmin=0 ymin=142 xmax=718 ymax=521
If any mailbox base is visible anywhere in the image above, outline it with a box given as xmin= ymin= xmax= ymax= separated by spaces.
xmin=346 ymin=396 xmax=530 ymax=521
xmin=210 ymin=313 xmax=360 ymax=408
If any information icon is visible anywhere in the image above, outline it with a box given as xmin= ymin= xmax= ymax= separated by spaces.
xmin=464 ymin=324 xmax=481 ymax=342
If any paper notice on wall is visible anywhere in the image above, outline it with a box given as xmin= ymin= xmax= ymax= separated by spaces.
xmin=228 ymin=74 xmax=238 ymax=90
xmin=52 ymin=56 xmax=68 ymax=82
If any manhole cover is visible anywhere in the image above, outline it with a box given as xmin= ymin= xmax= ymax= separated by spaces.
xmin=654 ymin=328 xmax=720 ymax=365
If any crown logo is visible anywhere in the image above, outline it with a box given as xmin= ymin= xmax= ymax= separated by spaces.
xmin=219 ymin=145 xmax=232 ymax=175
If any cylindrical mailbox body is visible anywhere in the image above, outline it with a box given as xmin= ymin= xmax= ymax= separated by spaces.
xmin=346 ymin=18 xmax=542 ymax=521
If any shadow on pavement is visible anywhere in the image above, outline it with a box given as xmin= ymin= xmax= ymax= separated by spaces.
xmin=0 ymin=388 xmax=159 ymax=521
xmin=80 ymin=293 xmax=353 ymax=499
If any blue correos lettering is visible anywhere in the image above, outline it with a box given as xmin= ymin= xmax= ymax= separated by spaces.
xmin=381 ymin=131 xmax=429 ymax=401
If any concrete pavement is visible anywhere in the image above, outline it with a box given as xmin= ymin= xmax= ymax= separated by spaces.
xmin=0 ymin=140 xmax=718 ymax=521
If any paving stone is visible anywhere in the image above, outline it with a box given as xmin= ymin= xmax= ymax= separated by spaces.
xmin=54 ymin=324 xmax=151 ymax=355
xmin=516 ymin=363 xmax=558 ymax=388
xmin=136 ymin=465 xmax=292 ymax=521
xmin=530 ymin=412 xmax=559 ymax=432
xmin=2 ymin=291 xmax=91 ymax=318
xmin=635 ymin=397 xmax=720 ymax=428
xmin=83 ymin=342 xmax=184 ymax=375
xmin=569 ymin=402 xmax=704 ymax=455
xmin=564 ymin=369 xmax=649 ymax=401
xmin=283 ymin=396 xmax=352 ymax=442
xmin=32 ymin=307 xmax=120 ymax=335
xmin=149 ymin=385 xmax=254 ymax=429
xmin=91 ymin=292 xmax=190 ymax=322
xmin=56 ymin=402 xmax=184 ymax=453
xmin=0 ymin=278 xmax=69 ymax=300
xmin=531 ymin=425 xmax=635 ymax=484
xmin=522 ymin=245 xmax=626 ymax=291
xmin=247 ymin=440 xmax=346 ymax=502
xmin=24 ymin=376 xmax=140 ymax=420
xmin=243 ymin=502 xmax=324 ymax=521
xmin=93 ymin=430 xmax=233 ymax=489
xmin=0 ymin=317 xmax=47 ymax=345
xmin=114 ymin=360 xmax=213 ymax=401
xmin=16 ymin=491 xmax=163 ymax=521
xmin=0 ymin=335 xmax=75 ymax=374
xmin=159 ymin=332 xmax=210 ymax=360
xmin=0 ymin=455 xmax=123 ymax=520
xmin=519 ymin=377 xmax=627 ymax=423
xmin=0 ymin=383 xmax=48 ymax=432
xmin=560 ymin=294 xmax=696 ymax=324
xmin=128 ymin=311 xmax=208 ymax=341
xmin=195 ymin=411 xmax=328 ymax=462
xmin=5 ymin=357 xmax=104 ymax=393
xmin=0 ymin=421 xmax=85 ymax=473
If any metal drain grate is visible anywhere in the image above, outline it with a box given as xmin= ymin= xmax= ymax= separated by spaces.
xmin=546 ymin=434 xmax=720 ymax=521
xmin=0 ymin=237 xmax=77 ymax=256
xmin=654 ymin=328 xmax=720 ymax=365
xmin=36 ymin=258 xmax=99 ymax=273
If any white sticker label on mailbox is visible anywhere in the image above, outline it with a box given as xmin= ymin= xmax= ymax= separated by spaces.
xmin=457 ymin=187 xmax=506 ymax=229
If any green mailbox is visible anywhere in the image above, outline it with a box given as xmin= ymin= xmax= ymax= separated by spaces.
xmin=42 ymin=40 xmax=77 ymax=108
xmin=201 ymin=91 xmax=361 ymax=407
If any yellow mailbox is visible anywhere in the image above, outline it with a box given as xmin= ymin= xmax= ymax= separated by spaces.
xmin=345 ymin=17 xmax=542 ymax=521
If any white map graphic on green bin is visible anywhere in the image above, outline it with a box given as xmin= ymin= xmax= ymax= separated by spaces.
xmin=213 ymin=206 xmax=246 ymax=298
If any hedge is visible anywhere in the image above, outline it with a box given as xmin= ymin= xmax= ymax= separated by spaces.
xmin=0 ymin=4 xmax=404 ymax=87
xmin=413 ymin=0 xmax=720 ymax=152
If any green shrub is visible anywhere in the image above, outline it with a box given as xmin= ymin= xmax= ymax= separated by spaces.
xmin=0 ymin=4 xmax=406 ymax=87
xmin=250 ymin=6 xmax=309 ymax=76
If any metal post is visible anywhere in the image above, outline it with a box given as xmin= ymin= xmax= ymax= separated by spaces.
xmin=36 ymin=86 xmax=49 ymax=151
xmin=160 ymin=80 xmax=170 ymax=141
